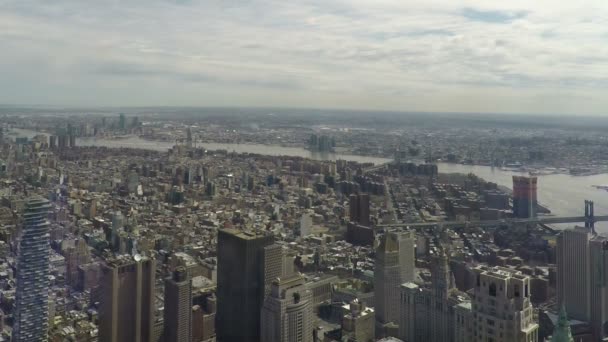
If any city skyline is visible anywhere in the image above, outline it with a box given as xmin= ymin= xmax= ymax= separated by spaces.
xmin=1 ymin=0 xmax=607 ymax=115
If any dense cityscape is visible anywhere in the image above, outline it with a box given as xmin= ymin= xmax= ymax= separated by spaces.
xmin=0 ymin=110 xmax=603 ymax=342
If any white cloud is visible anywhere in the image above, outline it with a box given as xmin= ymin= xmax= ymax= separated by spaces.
xmin=0 ymin=0 xmax=607 ymax=115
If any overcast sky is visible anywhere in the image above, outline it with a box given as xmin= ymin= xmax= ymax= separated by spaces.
xmin=1 ymin=0 xmax=607 ymax=115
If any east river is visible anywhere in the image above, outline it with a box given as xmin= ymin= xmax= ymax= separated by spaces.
xmin=10 ymin=129 xmax=608 ymax=232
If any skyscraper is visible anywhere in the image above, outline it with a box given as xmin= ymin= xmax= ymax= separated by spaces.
xmin=98 ymin=255 xmax=156 ymax=342
xmin=260 ymin=274 xmax=313 ymax=342
xmin=164 ymin=267 xmax=192 ymax=342
xmin=13 ymin=198 xmax=52 ymax=342
xmin=512 ymin=176 xmax=538 ymax=218
xmin=216 ymin=228 xmax=274 ymax=341
xmin=375 ymin=232 xmax=402 ymax=325
xmin=556 ymin=226 xmax=608 ymax=340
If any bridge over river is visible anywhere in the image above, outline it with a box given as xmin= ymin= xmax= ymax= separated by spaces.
xmin=378 ymin=201 xmax=604 ymax=230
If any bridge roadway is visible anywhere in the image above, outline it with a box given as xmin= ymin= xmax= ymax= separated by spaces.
xmin=377 ymin=215 xmax=608 ymax=229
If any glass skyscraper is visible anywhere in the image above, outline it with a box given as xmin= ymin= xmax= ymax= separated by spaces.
xmin=13 ymin=198 xmax=52 ymax=342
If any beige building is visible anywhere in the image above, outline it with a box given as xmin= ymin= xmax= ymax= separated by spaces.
xmin=261 ymin=274 xmax=314 ymax=342
xmin=457 ymin=265 xmax=539 ymax=342
xmin=98 ymin=255 xmax=156 ymax=342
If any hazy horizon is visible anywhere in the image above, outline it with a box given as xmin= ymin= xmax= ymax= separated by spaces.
xmin=1 ymin=0 xmax=607 ymax=115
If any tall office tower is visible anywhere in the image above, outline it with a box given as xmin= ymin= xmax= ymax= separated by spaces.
xmin=98 ymin=255 xmax=156 ymax=342
xmin=164 ymin=267 xmax=192 ymax=342
xmin=260 ymin=274 xmax=313 ymax=342
xmin=467 ymin=266 xmax=539 ymax=342
xmin=216 ymin=229 xmax=274 ymax=341
xmin=264 ymin=244 xmax=286 ymax=298
xmin=69 ymin=135 xmax=76 ymax=148
xmin=349 ymin=193 xmax=371 ymax=226
xmin=13 ymin=198 xmax=52 ymax=342
xmin=512 ymin=176 xmax=538 ymax=218
xmin=398 ymin=231 xmax=416 ymax=284
xmin=49 ymin=135 xmax=56 ymax=149
xmin=375 ymin=232 xmax=402 ymax=325
xmin=556 ymin=227 xmax=592 ymax=322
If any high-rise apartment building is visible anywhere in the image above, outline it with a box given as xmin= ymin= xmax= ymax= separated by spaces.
xmin=216 ymin=228 xmax=274 ymax=341
xmin=375 ymin=232 xmax=402 ymax=325
xmin=13 ymin=198 xmax=52 ymax=342
xmin=512 ymin=176 xmax=538 ymax=218
xmin=164 ymin=267 xmax=192 ymax=342
xmin=98 ymin=255 xmax=156 ymax=342
xmin=457 ymin=266 xmax=539 ymax=342
xmin=260 ymin=274 xmax=314 ymax=342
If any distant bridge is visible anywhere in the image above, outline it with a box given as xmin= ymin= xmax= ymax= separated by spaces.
xmin=378 ymin=200 xmax=603 ymax=230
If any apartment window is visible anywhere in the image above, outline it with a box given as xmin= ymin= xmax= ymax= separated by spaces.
xmin=489 ymin=283 xmax=497 ymax=297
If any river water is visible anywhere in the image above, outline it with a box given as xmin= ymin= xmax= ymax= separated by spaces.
xmin=11 ymin=128 xmax=608 ymax=232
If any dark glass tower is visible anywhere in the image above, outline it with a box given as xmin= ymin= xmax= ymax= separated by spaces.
xmin=216 ymin=229 xmax=274 ymax=341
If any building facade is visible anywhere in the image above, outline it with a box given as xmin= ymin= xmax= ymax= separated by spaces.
xmin=13 ymin=198 xmax=52 ymax=342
